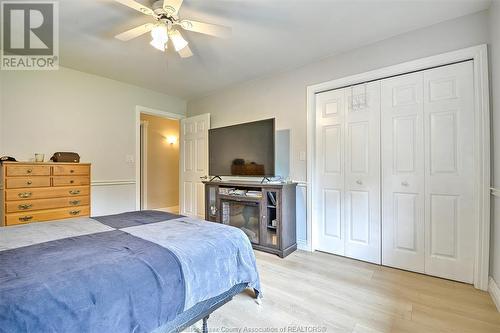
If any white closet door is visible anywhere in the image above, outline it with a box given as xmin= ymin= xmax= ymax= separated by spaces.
xmin=315 ymin=88 xmax=346 ymax=255
xmin=315 ymin=83 xmax=381 ymax=263
xmin=381 ymin=72 xmax=425 ymax=272
xmin=423 ymin=61 xmax=475 ymax=283
xmin=344 ymin=82 xmax=381 ymax=264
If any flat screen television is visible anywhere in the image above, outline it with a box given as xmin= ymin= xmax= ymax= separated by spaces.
xmin=209 ymin=119 xmax=275 ymax=177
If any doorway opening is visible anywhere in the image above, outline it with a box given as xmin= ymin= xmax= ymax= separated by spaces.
xmin=139 ymin=112 xmax=181 ymax=213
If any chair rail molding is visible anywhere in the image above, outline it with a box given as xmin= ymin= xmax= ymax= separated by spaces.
xmin=91 ymin=180 xmax=136 ymax=186
xmin=306 ymin=44 xmax=490 ymax=291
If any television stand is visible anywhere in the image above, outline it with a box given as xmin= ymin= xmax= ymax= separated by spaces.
xmin=203 ymin=180 xmax=297 ymax=258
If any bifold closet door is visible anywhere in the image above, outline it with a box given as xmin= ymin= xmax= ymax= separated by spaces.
xmin=381 ymin=72 xmax=426 ymax=273
xmin=382 ymin=61 xmax=475 ymax=283
xmin=315 ymin=88 xmax=346 ymax=255
xmin=423 ymin=62 xmax=475 ymax=283
xmin=344 ymin=83 xmax=381 ymax=263
xmin=315 ymin=83 xmax=381 ymax=264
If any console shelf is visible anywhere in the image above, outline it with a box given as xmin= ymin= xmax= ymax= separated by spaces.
xmin=204 ymin=180 xmax=297 ymax=258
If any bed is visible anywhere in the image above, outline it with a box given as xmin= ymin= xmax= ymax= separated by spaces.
xmin=0 ymin=211 xmax=261 ymax=333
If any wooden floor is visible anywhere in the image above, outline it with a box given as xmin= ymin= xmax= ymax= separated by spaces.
xmin=199 ymin=250 xmax=500 ymax=333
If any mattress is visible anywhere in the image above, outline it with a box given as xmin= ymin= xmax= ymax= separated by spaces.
xmin=0 ymin=211 xmax=261 ymax=333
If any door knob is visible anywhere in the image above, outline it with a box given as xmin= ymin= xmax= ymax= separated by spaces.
xmin=200 ymin=175 xmax=208 ymax=180
xmin=401 ymin=181 xmax=409 ymax=186
xmin=356 ymin=180 xmax=363 ymax=185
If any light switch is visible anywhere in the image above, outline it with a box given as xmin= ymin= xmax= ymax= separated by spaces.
xmin=299 ymin=151 xmax=306 ymax=161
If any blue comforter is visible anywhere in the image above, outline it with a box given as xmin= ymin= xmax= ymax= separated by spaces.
xmin=0 ymin=211 xmax=261 ymax=333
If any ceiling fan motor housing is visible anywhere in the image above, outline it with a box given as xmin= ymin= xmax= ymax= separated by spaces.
xmin=152 ymin=0 xmax=177 ymax=19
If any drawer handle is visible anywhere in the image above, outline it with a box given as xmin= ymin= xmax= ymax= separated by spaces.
xmin=26 ymin=169 xmax=32 ymax=174
xmin=70 ymin=169 xmax=75 ymax=173
xmin=70 ymin=180 xmax=75 ymax=184
xmin=69 ymin=210 xmax=81 ymax=216
xmin=26 ymin=180 xmax=32 ymax=185
xmin=19 ymin=216 xmax=33 ymax=222
xmin=356 ymin=179 xmax=363 ymax=185
xmin=69 ymin=190 xmax=80 ymax=195
xmin=69 ymin=200 xmax=81 ymax=206
xmin=18 ymin=192 xmax=32 ymax=198
xmin=18 ymin=204 xmax=33 ymax=210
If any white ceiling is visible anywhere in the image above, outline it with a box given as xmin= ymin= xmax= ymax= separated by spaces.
xmin=59 ymin=0 xmax=491 ymax=99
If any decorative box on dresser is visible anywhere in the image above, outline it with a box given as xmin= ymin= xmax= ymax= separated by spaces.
xmin=0 ymin=162 xmax=91 ymax=227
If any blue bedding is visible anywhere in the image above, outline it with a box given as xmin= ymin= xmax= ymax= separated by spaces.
xmin=0 ymin=230 xmax=185 ymax=333
xmin=0 ymin=212 xmax=261 ymax=333
xmin=124 ymin=217 xmax=261 ymax=309
xmin=93 ymin=210 xmax=182 ymax=228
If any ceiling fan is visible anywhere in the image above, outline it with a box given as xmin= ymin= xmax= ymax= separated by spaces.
xmin=113 ymin=0 xmax=231 ymax=58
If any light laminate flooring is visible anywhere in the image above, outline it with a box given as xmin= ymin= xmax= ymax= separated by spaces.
xmin=194 ymin=250 xmax=500 ymax=333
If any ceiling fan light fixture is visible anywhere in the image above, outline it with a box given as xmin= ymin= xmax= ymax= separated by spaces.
xmin=113 ymin=0 xmax=232 ymax=58
xmin=150 ymin=24 xmax=169 ymax=51
xmin=169 ymin=30 xmax=189 ymax=52
xmin=150 ymin=39 xmax=167 ymax=51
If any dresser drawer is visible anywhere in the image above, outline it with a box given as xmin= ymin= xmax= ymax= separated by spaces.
xmin=53 ymin=165 xmax=90 ymax=176
xmin=52 ymin=176 xmax=90 ymax=187
xmin=6 ymin=165 xmax=50 ymax=177
xmin=5 ymin=206 xmax=90 ymax=226
xmin=5 ymin=186 xmax=90 ymax=201
xmin=5 ymin=177 xmax=51 ymax=189
xmin=5 ymin=196 xmax=90 ymax=213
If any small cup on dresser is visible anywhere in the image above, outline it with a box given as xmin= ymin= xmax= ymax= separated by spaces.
xmin=34 ymin=154 xmax=45 ymax=163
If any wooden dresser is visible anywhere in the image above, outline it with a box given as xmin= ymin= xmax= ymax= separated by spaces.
xmin=0 ymin=162 xmax=91 ymax=227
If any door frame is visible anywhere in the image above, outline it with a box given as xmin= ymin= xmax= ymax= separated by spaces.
xmin=140 ymin=120 xmax=149 ymax=209
xmin=135 ymin=105 xmax=185 ymax=211
xmin=306 ymin=44 xmax=490 ymax=290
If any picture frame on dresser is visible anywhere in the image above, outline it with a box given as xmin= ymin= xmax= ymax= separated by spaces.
xmin=0 ymin=162 xmax=91 ymax=227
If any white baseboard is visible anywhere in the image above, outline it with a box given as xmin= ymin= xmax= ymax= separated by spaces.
xmin=489 ymin=277 xmax=500 ymax=312
xmin=297 ymin=239 xmax=310 ymax=251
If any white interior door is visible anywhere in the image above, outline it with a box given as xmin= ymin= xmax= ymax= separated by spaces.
xmin=344 ymin=82 xmax=381 ymax=264
xmin=315 ymin=83 xmax=381 ymax=263
xmin=423 ymin=61 xmax=475 ymax=283
xmin=315 ymin=88 xmax=346 ymax=255
xmin=381 ymin=72 xmax=425 ymax=272
xmin=180 ymin=113 xmax=210 ymax=219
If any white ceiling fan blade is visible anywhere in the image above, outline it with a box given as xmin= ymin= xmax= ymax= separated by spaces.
xmin=178 ymin=45 xmax=193 ymax=58
xmin=163 ymin=0 xmax=184 ymax=15
xmin=115 ymin=23 xmax=154 ymax=41
xmin=179 ymin=20 xmax=231 ymax=38
xmin=114 ymin=0 xmax=155 ymax=16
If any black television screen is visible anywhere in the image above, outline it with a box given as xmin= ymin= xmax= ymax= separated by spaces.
xmin=209 ymin=119 xmax=275 ymax=177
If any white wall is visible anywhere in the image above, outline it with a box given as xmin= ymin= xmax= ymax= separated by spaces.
xmin=0 ymin=67 xmax=186 ymax=215
xmin=187 ymin=11 xmax=489 ymax=248
xmin=489 ymin=1 xmax=500 ymax=291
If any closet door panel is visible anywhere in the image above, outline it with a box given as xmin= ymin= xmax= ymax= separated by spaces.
xmin=344 ymin=82 xmax=381 ymax=264
xmin=315 ymin=88 xmax=346 ymax=255
xmin=423 ymin=61 xmax=475 ymax=283
xmin=381 ymin=72 xmax=425 ymax=273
